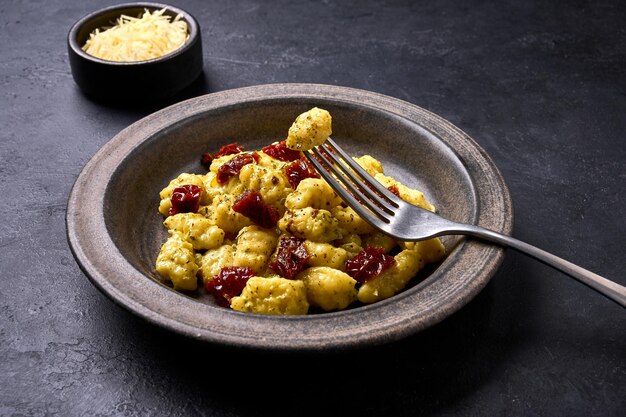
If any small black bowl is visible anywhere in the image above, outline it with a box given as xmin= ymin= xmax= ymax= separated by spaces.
xmin=68 ymin=2 xmax=203 ymax=103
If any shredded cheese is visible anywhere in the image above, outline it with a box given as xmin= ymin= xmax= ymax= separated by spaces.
xmin=82 ymin=8 xmax=189 ymax=62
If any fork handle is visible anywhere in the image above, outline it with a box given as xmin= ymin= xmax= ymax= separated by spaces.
xmin=456 ymin=225 xmax=626 ymax=308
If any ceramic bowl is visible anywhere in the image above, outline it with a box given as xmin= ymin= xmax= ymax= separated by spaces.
xmin=67 ymin=2 xmax=203 ymax=102
xmin=66 ymin=84 xmax=513 ymax=351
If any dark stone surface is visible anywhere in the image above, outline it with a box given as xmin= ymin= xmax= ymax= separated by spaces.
xmin=1 ymin=0 xmax=624 ymax=416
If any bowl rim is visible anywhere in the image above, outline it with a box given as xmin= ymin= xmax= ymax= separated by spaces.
xmin=66 ymin=83 xmax=513 ymax=352
xmin=67 ymin=2 xmax=200 ymax=66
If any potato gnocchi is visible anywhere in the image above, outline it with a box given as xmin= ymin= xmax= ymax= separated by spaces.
xmin=156 ymin=107 xmax=445 ymax=315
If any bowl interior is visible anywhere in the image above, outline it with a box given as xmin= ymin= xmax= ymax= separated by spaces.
xmin=104 ymin=99 xmax=477 ymax=307
xmin=71 ymin=3 xmax=194 ymax=61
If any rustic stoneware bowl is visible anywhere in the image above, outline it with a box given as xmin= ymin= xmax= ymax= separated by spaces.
xmin=66 ymin=84 xmax=513 ymax=351
xmin=68 ymin=2 xmax=203 ymax=102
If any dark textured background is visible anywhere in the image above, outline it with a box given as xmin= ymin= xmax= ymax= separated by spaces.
xmin=1 ymin=0 xmax=625 ymax=416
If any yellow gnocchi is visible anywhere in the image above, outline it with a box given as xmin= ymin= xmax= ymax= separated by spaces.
xmin=354 ymin=155 xmax=384 ymax=177
xmin=298 ymin=267 xmax=358 ymax=311
xmin=155 ymin=233 xmax=199 ymax=291
xmin=374 ymin=173 xmax=435 ymax=212
xmin=198 ymin=243 xmax=235 ymax=284
xmin=233 ymin=226 xmax=279 ymax=272
xmin=303 ymin=241 xmax=352 ymax=270
xmin=163 ymin=213 xmax=225 ymax=250
xmin=208 ymin=193 xmax=253 ymax=234
xmin=357 ymin=248 xmax=424 ymax=303
xmin=155 ymin=107 xmax=445 ymax=315
xmin=230 ymin=277 xmax=309 ymax=315
xmin=285 ymin=178 xmax=343 ymax=210
xmin=239 ymin=162 xmax=292 ymax=208
xmin=278 ymin=207 xmax=344 ymax=243
xmin=286 ymin=107 xmax=332 ymax=151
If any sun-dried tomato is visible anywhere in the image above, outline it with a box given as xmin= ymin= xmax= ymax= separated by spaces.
xmin=388 ymin=185 xmax=400 ymax=197
xmin=269 ymin=236 xmax=310 ymax=279
xmin=262 ymin=140 xmax=303 ymax=162
xmin=168 ymin=184 xmax=202 ymax=216
xmin=215 ymin=143 xmax=245 ymax=158
xmin=200 ymin=143 xmax=245 ymax=169
xmin=216 ymin=153 xmax=257 ymax=184
xmin=200 ymin=152 xmax=214 ymax=169
xmin=345 ymin=247 xmax=396 ymax=283
xmin=232 ymin=190 xmax=280 ymax=228
xmin=284 ymin=157 xmax=320 ymax=189
xmin=205 ymin=266 xmax=256 ymax=307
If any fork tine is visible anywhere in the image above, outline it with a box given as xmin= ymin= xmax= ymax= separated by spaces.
xmin=313 ymin=145 xmax=396 ymax=216
xmin=324 ymin=138 xmax=402 ymax=207
xmin=305 ymin=148 xmax=391 ymax=225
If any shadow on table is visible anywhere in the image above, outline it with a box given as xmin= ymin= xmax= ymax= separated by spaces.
xmin=73 ymin=70 xmax=212 ymax=116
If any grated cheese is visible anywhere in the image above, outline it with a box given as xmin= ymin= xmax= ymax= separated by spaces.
xmin=82 ymin=8 xmax=189 ymax=62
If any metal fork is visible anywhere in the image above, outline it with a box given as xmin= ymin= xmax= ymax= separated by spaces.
xmin=305 ymin=138 xmax=626 ymax=308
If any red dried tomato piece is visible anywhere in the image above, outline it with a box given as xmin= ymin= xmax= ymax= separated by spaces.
xmin=284 ymin=157 xmax=320 ymax=189
xmin=232 ymin=190 xmax=280 ymax=228
xmin=168 ymin=184 xmax=202 ymax=216
xmin=388 ymin=185 xmax=400 ymax=197
xmin=269 ymin=236 xmax=310 ymax=279
xmin=205 ymin=266 xmax=256 ymax=307
xmin=345 ymin=247 xmax=396 ymax=283
xmin=262 ymin=140 xmax=303 ymax=162
xmin=200 ymin=152 xmax=214 ymax=169
xmin=215 ymin=143 xmax=245 ymax=158
xmin=216 ymin=153 xmax=257 ymax=184
xmin=200 ymin=143 xmax=245 ymax=170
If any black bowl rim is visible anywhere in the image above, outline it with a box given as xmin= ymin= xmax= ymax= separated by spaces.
xmin=67 ymin=2 xmax=200 ymax=66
